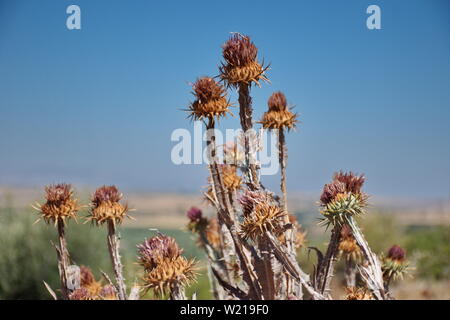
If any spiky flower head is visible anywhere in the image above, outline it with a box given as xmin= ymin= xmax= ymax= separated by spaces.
xmin=382 ymin=245 xmax=409 ymax=282
xmin=187 ymin=207 xmax=202 ymax=222
xmin=219 ymin=34 xmax=269 ymax=87
xmin=142 ymin=255 xmax=197 ymax=297
xmin=319 ymin=171 xmax=368 ymax=226
xmin=239 ymin=190 xmax=270 ymax=217
xmin=338 ymin=224 xmax=362 ymax=261
xmin=260 ymin=92 xmax=298 ymax=130
xmin=69 ymin=287 xmax=94 ymax=300
xmin=387 ymin=244 xmax=406 ymax=262
xmin=240 ymin=203 xmax=285 ymax=241
xmin=138 ymin=234 xmax=197 ymax=297
xmin=219 ymin=164 xmax=242 ymax=192
xmin=35 ymin=183 xmax=79 ymax=226
xmin=79 ymin=266 xmax=102 ymax=296
xmin=345 ymin=287 xmax=372 ymax=300
xmin=137 ymin=234 xmax=183 ymax=271
xmin=186 ymin=207 xmax=208 ymax=233
xmin=333 ymin=171 xmax=365 ymax=195
xmin=187 ymin=77 xmax=232 ymax=121
xmin=88 ymin=185 xmax=130 ymax=226
xmin=99 ymin=285 xmax=118 ymax=300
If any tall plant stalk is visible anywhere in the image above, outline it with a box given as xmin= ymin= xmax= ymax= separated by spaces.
xmin=107 ymin=221 xmax=127 ymax=300
xmin=238 ymin=83 xmax=260 ymax=190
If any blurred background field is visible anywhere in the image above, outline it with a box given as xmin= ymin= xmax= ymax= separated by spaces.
xmin=0 ymin=187 xmax=448 ymax=300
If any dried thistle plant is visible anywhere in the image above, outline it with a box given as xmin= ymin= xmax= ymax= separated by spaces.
xmin=34 ymin=183 xmax=80 ymax=299
xmin=89 ymin=185 xmax=130 ymax=300
xmin=138 ymin=234 xmax=197 ymax=299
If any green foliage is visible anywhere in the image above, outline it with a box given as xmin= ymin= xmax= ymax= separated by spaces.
xmin=0 ymin=206 xmax=111 ymax=299
xmin=405 ymin=226 xmax=450 ymax=280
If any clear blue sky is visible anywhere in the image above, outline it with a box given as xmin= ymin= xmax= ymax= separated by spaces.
xmin=0 ymin=0 xmax=449 ymax=198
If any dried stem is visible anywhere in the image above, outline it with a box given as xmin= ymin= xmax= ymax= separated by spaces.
xmin=56 ymin=219 xmax=70 ymax=299
xmin=107 ymin=221 xmax=127 ymax=300
xmin=238 ymin=83 xmax=259 ymax=190
xmin=345 ymin=259 xmax=357 ymax=288
xmin=346 ymin=217 xmax=387 ymax=300
xmin=315 ymin=225 xmax=341 ymax=296
xmin=170 ymin=283 xmax=187 ymax=300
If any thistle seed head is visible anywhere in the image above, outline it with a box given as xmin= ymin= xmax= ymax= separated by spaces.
xmin=99 ymin=285 xmax=118 ymax=300
xmin=220 ymin=34 xmax=269 ymax=87
xmin=333 ymin=171 xmax=365 ymax=195
xmin=142 ymin=256 xmax=197 ymax=298
xmin=345 ymin=287 xmax=372 ymax=300
xmin=239 ymin=190 xmax=271 ymax=217
xmin=69 ymin=287 xmax=93 ymax=300
xmin=79 ymin=266 xmax=103 ymax=296
xmin=88 ymin=185 xmax=130 ymax=226
xmin=268 ymin=91 xmax=288 ymax=112
xmin=137 ymin=234 xmax=183 ymax=271
xmin=219 ymin=164 xmax=242 ymax=192
xmin=222 ymin=34 xmax=258 ymax=67
xmin=320 ymin=180 xmax=346 ymax=206
xmin=36 ymin=183 xmax=79 ymax=226
xmin=188 ymin=77 xmax=232 ymax=121
xmin=240 ymin=203 xmax=285 ymax=241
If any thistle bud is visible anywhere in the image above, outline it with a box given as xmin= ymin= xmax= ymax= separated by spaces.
xmin=382 ymin=245 xmax=409 ymax=282
xmin=69 ymin=287 xmax=93 ymax=300
xmin=219 ymin=34 xmax=268 ymax=87
xmin=188 ymin=77 xmax=232 ymax=121
xmin=387 ymin=244 xmax=406 ymax=262
xmin=260 ymin=92 xmax=297 ymax=130
xmin=238 ymin=190 xmax=270 ymax=217
xmin=137 ymin=234 xmax=183 ymax=271
xmin=186 ymin=207 xmax=202 ymax=222
xmin=240 ymin=203 xmax=285 ymax=241
xmin=99 ymin=285 xmax=118 ymax=300
xmin=138 ymin=234 xmax=197 ymax=297
xmin=88 ymin=185 xmax=130 ymax=226
xmin=35 ymin=183 xmax=79 ymax=226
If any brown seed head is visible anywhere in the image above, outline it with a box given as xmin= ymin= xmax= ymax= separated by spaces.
xmin=222 ymin=34 xmax=258 ymax=67
xmin=345 ymin=287 xmax=372 ymax=300
xmin=239 ymin=190 xmax=270 ymax=217
xmin=37 ymin=183 xmax=79 ymax=226
xmin=89 ymin=185 xmax=129 ymax=226
xmin=220 ymin=34 xmax=268 ymax=87
xmin=320 ymin=180 xmax=346 ymax=206
xmin=142 ymin=256 xmax=197 ymax=297
xmin=268 ymin=91 xmax=288 ymax=112
xmin=188 ymin=77 xmax=232 ymax=121
xmin=333 ymin=171 xmax=365 ymax=195
xmin=69 ymin=287 xmax=94 ymax=300
xmin=79 ymin=266 xmax=102 ymax=296
xmin=260 ymin=109 xmax=298 ymax=130
xmin=137 ymin=234 xmax=183 ymax=271
xmin=240 ymin=203 xmax=285 ymax=241
xmin=99 ymin=285 xmax=118 ymax=300
xmin=220 ymin=164 xmax=242 ymax=192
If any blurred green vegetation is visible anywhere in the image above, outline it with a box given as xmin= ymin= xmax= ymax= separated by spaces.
xmin=0 ymin=198 xmax=448 ymax=300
